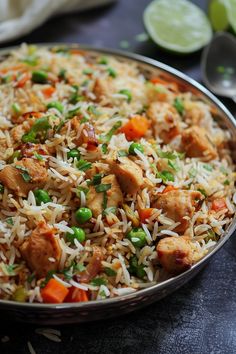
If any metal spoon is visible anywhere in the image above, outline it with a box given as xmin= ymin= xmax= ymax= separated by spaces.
xmin=201 ymin=32 xmax=236 ymax=103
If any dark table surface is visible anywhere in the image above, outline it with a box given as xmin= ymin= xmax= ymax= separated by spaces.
xmin=1 ymin=0 xmax=236 ymax=353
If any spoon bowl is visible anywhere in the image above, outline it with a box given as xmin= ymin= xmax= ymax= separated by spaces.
xmin=201 ymin=32 xmax=236 ymax=101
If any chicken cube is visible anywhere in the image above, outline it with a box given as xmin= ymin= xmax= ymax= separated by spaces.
xmin=154 ymin=190 xmax=202 ymax=233
xmin=93 ymin=78 xmax=111 ymax=102
xmin=182 ymin=126 xmax=218 ymax=161
xmin=86 ymin=174 xmax=123 ymax=217
xmin=20 ymin=222 xmax=61 ymax=278
xmin=157 ymin=236 xmax=194 ymax=274
xmin=147 ymin=102 xmax=181 ymax=143
xmin=108 ymin=157 xmax=143 ymax=194
xmin=0 ymin=158 xmax=48 ymax=197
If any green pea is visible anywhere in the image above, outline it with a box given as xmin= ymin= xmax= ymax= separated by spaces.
xmin=31 ymin=70 xmax=48 ymax=84
xmin=107 ymin=67 xmax=117 ymax=78
xmin=66 ymin=226 xmax=86 ymax=244
xmin=126 ymin=227 xmax=147 ymax=248
xmin=129 ymin=142 xmax=144 ymax=155
xmin=34 ymin=189 xmax=51 ymax=205
xmin=67 ymin=148 xmax=80 ymax=160
xmin=75 ymin=207 xmax=92 ymax=224
xmin=129 ymin=256 xmax=146 ymax=279
xmin=119 ymin=89 xmax=132 ymax=103
xmin=47 ymin=101 xmax=64 ymax=113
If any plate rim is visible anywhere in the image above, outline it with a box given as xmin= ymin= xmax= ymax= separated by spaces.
xmin=0 ymin=42 xmax=235 ymax=310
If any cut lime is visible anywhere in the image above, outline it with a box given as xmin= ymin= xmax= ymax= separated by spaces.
xmin=209 ymin=0 xmax=229 ymax=31
xmin=143 ymin=0 xmax=213 ymax=54
xmin=227 ymin=0 xmax=236 ymax=33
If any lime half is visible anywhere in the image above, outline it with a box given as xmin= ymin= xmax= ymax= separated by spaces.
xmin=143 ymin=0 xmax=213 ymax=54
xmin=209 ymin=0 xmax=229 ymax=31
xmin=227 ymin=0 xmax=236 ymax=33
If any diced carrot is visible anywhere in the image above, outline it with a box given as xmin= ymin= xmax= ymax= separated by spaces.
xmin=41 ymin=86 xmax=56 ymax=98
xmin=70 ymin=49 xmax=86 ymax=55
xmin=162 ymin=186 xmax=178 ymax=194
xmin=139 ymin=208 xmax=154 ymax=223
xmin=16 ymin=72 xmax=31 ymax=88
xmin=151 ymin=77 xmax=169 ymax=85
xmin=120 ymin=115 xmax=150 ymax=140
xmin=41 ymin=278 xmax=69 ymax=304
xmin=65 ymin=287 xmax=89 ymax=303
xmin=211 ymin=198 xmax=227 ymax=212
xmin=150 ymin=77 xmax=178 ymax=92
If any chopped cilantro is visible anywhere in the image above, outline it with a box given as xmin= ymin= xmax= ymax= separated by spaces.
xmin=119 ymin=89 xmax=132 ymax=103
xmin=22 ymin=116 xmax=51 ymax=143
xmin=156 ymin=148 xmax=177 ymax=160
xmin=101 ymin=143 xmax=108 ymax=154
xmin=104 ymin=267 xmax=117 ymax=276
xmin=76 ymin=160 xmax=92 ymax=171
xmin=98 ymin=56 xmax=108 ymax=65
xmin=95 ymin=183 xmax=111 ymax=193
xmin=168 ymin=160 xmax=180 ymax=172
xmin=90 ymin=277 xmax=107 ymax=286
xmin=157 ymin=170 xmax=174 ymax=182
xmin=173 ymin=97 xmax=184 ymax=115
xmin=220 ymin=166 xmax=228 ymax=175
xmin=103 ymin=206 xmax=117 ymax=215
xmin=203 ymin=164 xmax=213 ymax=172
xmin=15 ymin=165 xmax=32 ymax=182
xmin=88 ymin=105 xmax=100 ymax=116
xmin=118 ymin=150 xmax=128 ymax=157
xmin=34 ymin=152 xmax=43 ymax=161
xmin=224 ymin=180 xmax=230 ymax=185
xmin=189 ymin=167 xmax=197 ymax=178
xmin=99 ymin=121 xmax=122 ymax=144
xmin=0 ymin=184 xmax=4 ymax=193
xmin=77 ymin=186 xmax=89 ymax=197
xmin=92 ymin=174 xmax=103 ymax=185
xmin=107 ymin=67 xmax=117 ymax=78
xmin=83 ymin=68 xmax=93 ymax=75
xmin=197 ymin=188 xmax=207 ymax=197
xmin=6 ymin=217 xmax=13 ymax=225
xmin=73 ymin=263 xmax=86 ymax=272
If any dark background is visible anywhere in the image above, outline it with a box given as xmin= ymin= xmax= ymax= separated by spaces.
xmin=1 ymin=0 xmax=236 ymax=353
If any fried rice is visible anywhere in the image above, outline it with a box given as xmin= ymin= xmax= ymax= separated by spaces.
xmin=0 ymin=44 xmax=235 ymax=303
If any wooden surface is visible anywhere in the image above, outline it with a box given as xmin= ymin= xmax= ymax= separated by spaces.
xmin=1 ymin=1 xmax=236 ymax=353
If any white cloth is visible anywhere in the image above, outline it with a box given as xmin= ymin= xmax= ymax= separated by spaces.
xmin=0 ymin=0 xmax=115 ymax=43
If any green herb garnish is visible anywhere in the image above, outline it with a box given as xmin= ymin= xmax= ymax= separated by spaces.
xmin=0 ymin=184 xmax=4 ymax=193
xmin=76 ymin=160 xmax=92 ymax=171
xmin=22 ymin=116 xmax=51 ymax=143
xmin=92 ymin=174 xmax=103 ymax=185
xmin=90 ymin=277 xmax=107 ymax=286
xmin=173 ymin=97 xmax=184 ymax=115
xmin=119 ymin=89 xmax=132 ymax=103
xmin=118 ymin=150 xmax=128 ymax=157
xmin=104 ymin=267 xmax=116 ymax=276
xmin=99 ymin=121 xmax=122 ymax=144
xmin=157 ymin=170 xmax=174 ymax=182
xmin=107 ymin=67 xmax=117 ymax=78
xmin=101 ymin=143 xmax=108 ymax=154
xmin=6 ymin=217 xmax=13 ymax=225
xmin=103 ymin=206 xmax=117 ymax=215
xmin=95 ymin=183 xmax=111 ymax=193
